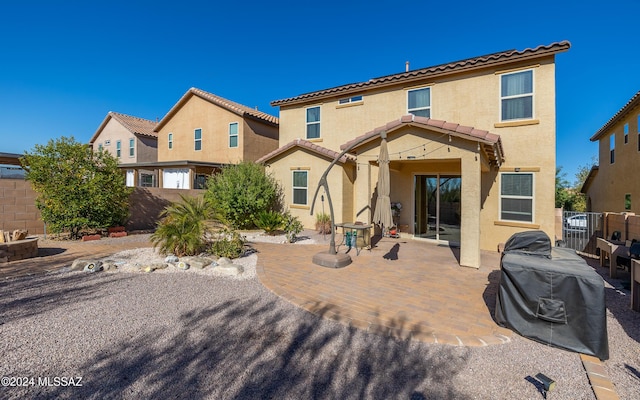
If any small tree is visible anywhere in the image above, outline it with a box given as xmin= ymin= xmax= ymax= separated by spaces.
xmin=21 ymin=136 xmax=131 ymax=239
xmin=151 ymin=195 xmax=211 ymax=256
xmin=205 ymin=161 xmax=282 ymax=229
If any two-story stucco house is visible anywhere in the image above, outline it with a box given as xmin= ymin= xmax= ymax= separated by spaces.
xmin=152 ymin=87 xmax=279 ymax=189
xmin=259 ymin=41 xmax=570 ymax=268
xmin=582 ymin=90 xmax=640 ymax=213
xmin=89 ymin=111 xmax=158 ymax=187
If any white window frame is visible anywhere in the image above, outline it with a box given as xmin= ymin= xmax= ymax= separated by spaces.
xmin=499 ymin=172 xmax=535 ymax=223
xmin=168 ymin=133 xmax=173 ymax=150
xmin=229 ymin=122 xmax=239 ymax=148
xmin=610 ymin=133 xmax=615 ymax=164
xmin=194 ymin=128 xmax=202 ymax=151
xmin=129 ymin=138 xmax=135 ymax=157
xmin=338 ymin=95 xmax=363 ymax=105
xmin=499 ymin=69 xmax=534 ymax=121
xmin=407 ymin=87 xmax=431 ymax=117
xmin=306 ymin=106 xmax=321 ymax=139
xmin=292 ymin=170 xmax=308 ymax=205
xmin=624 ymin=123 xmax=629 ymax=144
xmin=116 ymin=140 xmax=121 ymax=158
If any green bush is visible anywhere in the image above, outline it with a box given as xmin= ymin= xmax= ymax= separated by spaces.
xmin=151 ymin=195 xmax=210 ymax=256
xmin=21 ymin=136 xmax=132 ymax=239
xmin=209 ymin=228 xmax=246 ymax=259
xmin=205 ymin=161 xmax=283 ymax=229
xmin=315 ymin=212 xmax=331 ymax=234
xmin=255 ymin=211 xmax=284 ymax=235
xmin=283 ymin=212 xmax=304 ymax=243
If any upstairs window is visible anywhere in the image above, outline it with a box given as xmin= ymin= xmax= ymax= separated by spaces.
xmin=229 ymin=122 xmax=238 ymax=148
xmin=500 ymin=70 xmax=533 ymax=121
xmin=98 ymin=143 xmax=103 ymax=151
xmin=500 ymin=173 xmax=534 ymax=223
xmin=168 ymin=133 xmax=173 ymax=150
xmin=407 ymin=87 xmax=431 ymax=117
xmin=116 ymin=140 xmax=121 ymax=158
xmin=338 ymin=95 xmax=363 ymax=104
xmin=195 ymin=128 xmax=202 ymax=151
xmin=292 ymin=170 xmax=308 ymax=205
xmin=610 ymin=133 xmax=615 ymax=164
xmin=306 ymin=107 xmax=320 ymax=139
xmin=129 ymin=138 xmax=135 ymax=157
xmin=624 ymin=123 xmax=629 ymax=144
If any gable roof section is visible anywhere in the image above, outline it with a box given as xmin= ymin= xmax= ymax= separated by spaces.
xmin=590 ymin=90 xmax=640 ymax=141
xmin=341 ymin=114 xmax=505 ymax=166
xmin=89 ymin=112 xmax=157 ymax=144
xmin=155 ymin=87 xmax=279 ymax=132
xmin=271 ymin=41 xmax=570 ymax=107
xmin=257 ymin=138 xmax=354 ymax=165
xmin=580 ymin=165 xmax=599 ymax=194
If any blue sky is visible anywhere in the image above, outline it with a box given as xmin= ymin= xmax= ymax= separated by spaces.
xmin=1 ymin=0 xmax=639 ymax=186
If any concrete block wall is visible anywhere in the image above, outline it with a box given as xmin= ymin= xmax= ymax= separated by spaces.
xmin=0 ymin=179 xmax=44 ymax=235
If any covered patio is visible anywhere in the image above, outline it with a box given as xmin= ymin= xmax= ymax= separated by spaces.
xmin=255 ymin=235 xmax=512 ymax=346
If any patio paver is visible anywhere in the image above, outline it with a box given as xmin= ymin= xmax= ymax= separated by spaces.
xmin=254 ymin=235 xmax=513 ymax=346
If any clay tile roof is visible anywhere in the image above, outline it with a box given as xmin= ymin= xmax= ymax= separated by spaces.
xmin=89 ymin=112 xmax=157 ymax=144
xmin=271 ymin=41 xmax=570 ymax=107
xmin=340 ymin=115 xmax=504 ymax=166
xmin=155 ymin=88 xmax=278 ymax=132
xmin=257 ymin=138 xmax=354 ymax=165
xmin=590 ymin=89 xmax=640 ymax=141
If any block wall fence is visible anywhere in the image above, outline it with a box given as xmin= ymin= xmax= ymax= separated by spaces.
xmin=0 ymin=178 xmax=204 ymax=234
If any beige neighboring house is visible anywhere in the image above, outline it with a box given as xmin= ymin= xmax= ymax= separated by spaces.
xmin=582 ymin=90 xmax=640 ymax=213
xmin=259 ymin=41 xmax=570 ymax=268
xmin=152 ymin=87 xmax=279 ymax=189
xmin=89 ymin=111 xmax=158 ymax=187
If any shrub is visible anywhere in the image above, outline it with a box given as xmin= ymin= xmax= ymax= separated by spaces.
xmin=151 ymin=195 xmax=210 ymax=256
xmin=283 ymin=213 xmax=304 ymax=243
xmin=21 ymin=136 xmax=132 ymax=239
xmin=205 ymin=161 xmax=283 ymax=229
xmin=255 ymin=211 xmax=284 ymax=235
xmin=315 ymin=212 xmax=331 ymax=234
xmin=209 ymin=228 xmax=246 ymax=259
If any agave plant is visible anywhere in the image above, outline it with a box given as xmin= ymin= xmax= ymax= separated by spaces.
xmin=151 ymin=195 xmax=211 ymax=256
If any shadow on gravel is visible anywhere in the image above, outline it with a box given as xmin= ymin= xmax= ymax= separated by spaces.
xmin=47 ymin=298 xmax=472 ymax=399
xmin=0 ymin=272 xmax=134 ymax=324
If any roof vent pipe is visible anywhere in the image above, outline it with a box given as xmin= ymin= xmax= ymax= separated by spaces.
xmin=405 ymin=61 xmax=409 ymax=72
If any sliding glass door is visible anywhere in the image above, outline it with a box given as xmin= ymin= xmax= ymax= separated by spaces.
xmin=414 ymin=175 xmax=461 ymax=244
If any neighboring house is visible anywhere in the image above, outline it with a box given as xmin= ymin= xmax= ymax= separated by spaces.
xmin=89 ymin=111 xmax=158 ymax=187
xmin=153 ymin=87 xmax=279 ymax=189
xmin=582 ymin=90 xmax=640 ymax=213
xmin=259 ymin=41 xmax=570 ymax=268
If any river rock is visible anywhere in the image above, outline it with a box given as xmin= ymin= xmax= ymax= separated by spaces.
xmin=212 ymin=263 xmax=243 ymax=276
xmin=181 ymin=256 xmax=213 ymax=269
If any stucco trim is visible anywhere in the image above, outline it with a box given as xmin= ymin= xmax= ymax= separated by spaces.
xmin=494 ymin=119 xmax=540 ymax=128
xmin=493 ymin=221 xmax=541 ymax=229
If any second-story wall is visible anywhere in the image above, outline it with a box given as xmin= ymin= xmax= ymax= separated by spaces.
xmin=591 ymin=101 xmax=640 ymax=213
xmin=156 ymin=95 xmax=278 ymax=164
xmin=93 ymin=119 xmax=157 ymax=164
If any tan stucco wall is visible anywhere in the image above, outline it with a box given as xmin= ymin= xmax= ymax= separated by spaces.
xmin=92 ymin=119 xmax=157 ymax=163
xmin=275 ymin=57 xmax=558 ymax=254
xmin=156 ymin=96 xmax=278 ymax=164
xmin=264 ymin=148 xmax=354 ymax=229
xmin=587 ymin=103 xmax=640 ymax=213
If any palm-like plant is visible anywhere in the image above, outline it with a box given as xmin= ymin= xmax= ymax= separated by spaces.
xmin=151 ymin=195 xmax=211 ymax=256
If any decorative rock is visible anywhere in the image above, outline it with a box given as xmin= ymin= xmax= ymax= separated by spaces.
xmin=101 ymin=259 xmax=117 ymax=271
xmin=176 ymin=261 xmax=190 ymax=270
xmin=217 ymin=257 xmax=233 ymax=266
xmin=71 ymin=259 xmax=98 ymax=271
xmin=181 ymin=256 xmax=213 ymax=269
xmin=212 ymin=264 xmax=243 ymax=276
xmin=83 ymin=261 xmax=104 ymax=273
xmin=164 ymin=255 xmax=179 ymax=263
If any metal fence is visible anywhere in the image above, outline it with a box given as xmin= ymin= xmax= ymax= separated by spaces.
xmin=561 ymin=211 xmax=602 ymax=257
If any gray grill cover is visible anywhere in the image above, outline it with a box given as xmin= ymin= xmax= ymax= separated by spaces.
xmin=496 ymin=232 xmax=609 ymax=360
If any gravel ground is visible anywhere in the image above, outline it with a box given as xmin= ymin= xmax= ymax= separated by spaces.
xmin=0 ymin=235 xmax=638 ymax=400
